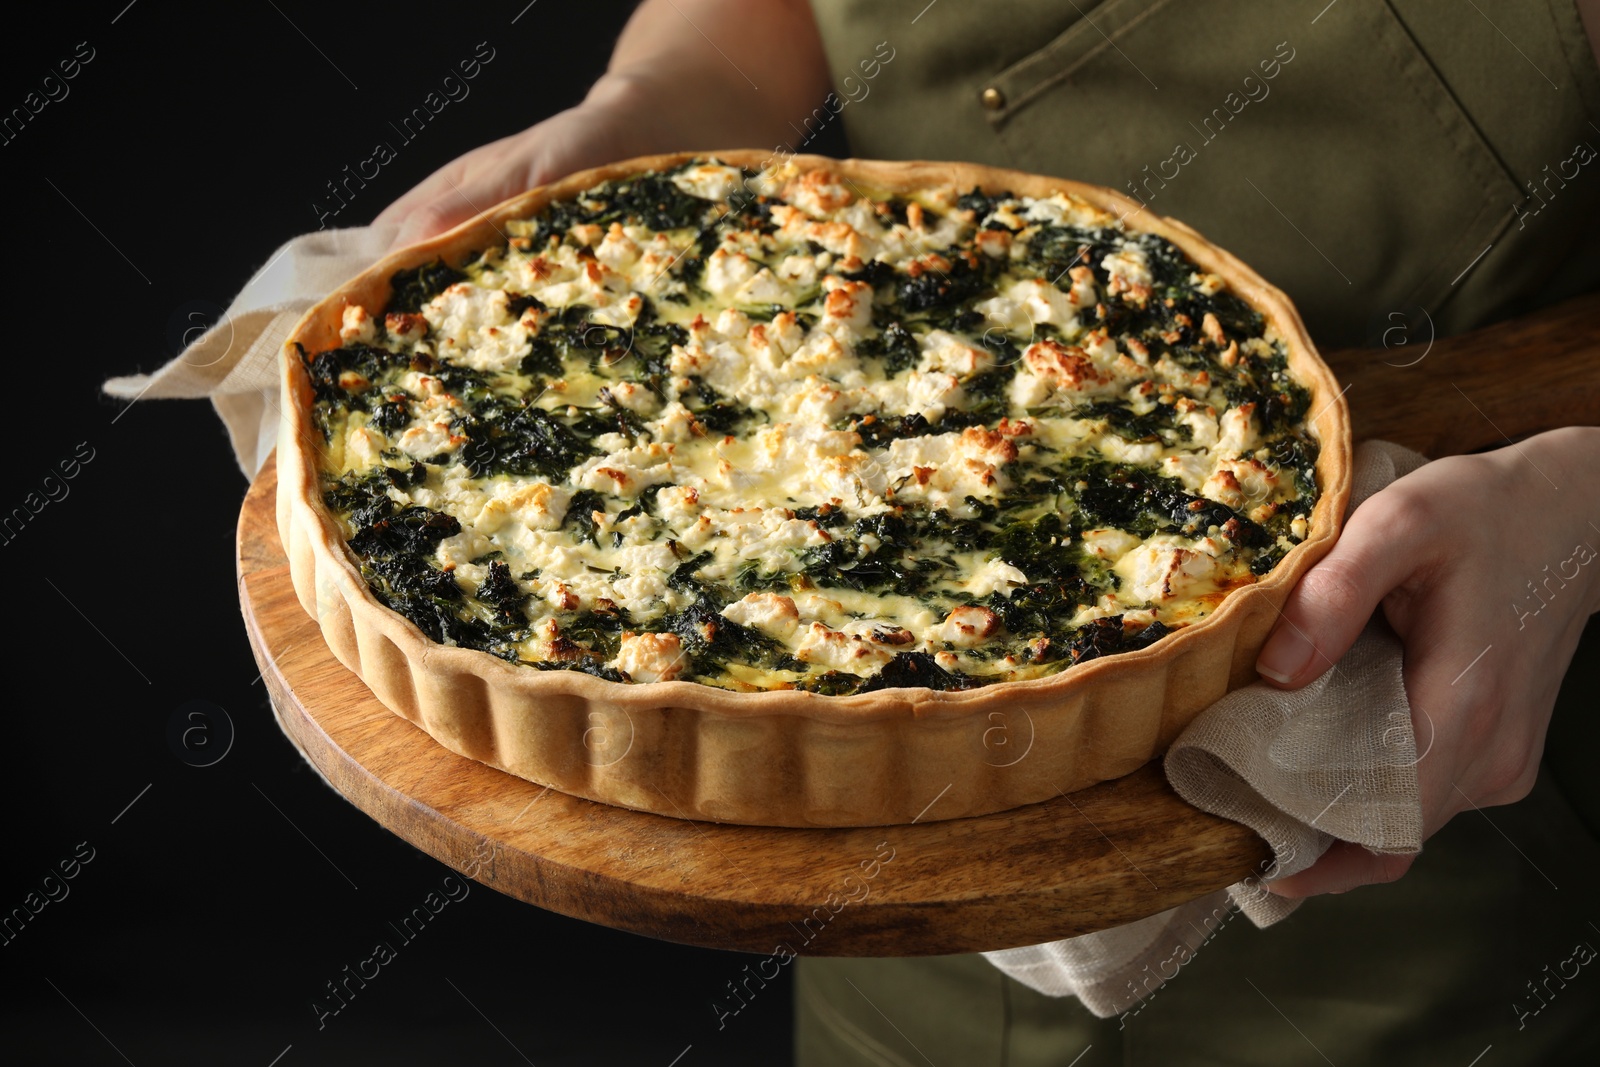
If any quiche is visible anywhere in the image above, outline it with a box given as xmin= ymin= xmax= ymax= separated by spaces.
xmin=277 ymin=152 xmax=1349 ymax=827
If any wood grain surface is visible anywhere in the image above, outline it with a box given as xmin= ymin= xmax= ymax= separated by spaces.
xmin=1323 ymin=292 xmax=1600 ymax=455
xmin=239 ymin=454 xmax=1274 ymax=955
xmin=237 ymin=292 xmax=1598 ymax=955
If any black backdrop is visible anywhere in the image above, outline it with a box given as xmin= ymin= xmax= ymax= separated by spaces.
xmin=0 ymin=3 xmax=842 ymax=1063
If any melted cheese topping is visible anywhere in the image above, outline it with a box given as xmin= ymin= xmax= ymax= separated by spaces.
xmin=307 ymin=159 xmax=1320 ymax=693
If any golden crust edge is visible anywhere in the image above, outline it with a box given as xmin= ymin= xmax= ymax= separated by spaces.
xmin=274 ymin=150 xmax=1351 ymax=827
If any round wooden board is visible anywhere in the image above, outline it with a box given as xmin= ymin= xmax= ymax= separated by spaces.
xmin=238 ymin=453 xmax=1268 ymax=956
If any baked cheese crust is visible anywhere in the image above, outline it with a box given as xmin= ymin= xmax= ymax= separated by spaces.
xmin=303 ymin=158 xmax=1320 ymax=693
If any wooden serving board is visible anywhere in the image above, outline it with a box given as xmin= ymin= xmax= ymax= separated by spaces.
xmin=1321 ymin=291 xmax=1600 ymax=456
xmin=239 ymin=458 xmax=1271 ymax=955
xmin=237 ymin=293 xmax=1600 ymax=956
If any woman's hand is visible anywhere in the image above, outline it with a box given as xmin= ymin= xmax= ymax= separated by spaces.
xmin=1263 ymin=426 xmax=1600 ymax=897
xmin=372 ymin=85 xmax=645 ymax=250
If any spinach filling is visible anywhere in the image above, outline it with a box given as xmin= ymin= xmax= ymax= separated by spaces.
xmin=531 ymin=169 xmax=715 ymax=246
xmin=386 ymin=260 xmax=467 ymax=316
xmin=308 ymin=165 xmax=1321 ymax=692
xmin=324 ymin=470 xmax=526 ymax=663
xmin=452 ymin=400 xmax=597 ymax=480
xmin=801 ymin=651 xmax=984 ymax=697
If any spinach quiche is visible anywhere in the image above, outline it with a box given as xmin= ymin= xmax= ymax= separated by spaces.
xmin=277 ymin=152 xmax=1349 ymax=827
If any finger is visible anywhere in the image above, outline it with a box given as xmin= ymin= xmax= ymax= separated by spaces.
xmin=387 ymin=200 xmax=479 ymax=250
xmin=1265 ymin=841 xmax=1417 ymax=898
xmin=374 ymin=130 xmax=521 ymax=226
xmin=384 ymin=157 xmax=556 ymax=250
xmin=385 ymin=165 xmax=537 ymax=249
xmin=373 ymin=160 xmax=471 ymax=226
xmin=1255 ymin=490 xmax=1428 ymax=688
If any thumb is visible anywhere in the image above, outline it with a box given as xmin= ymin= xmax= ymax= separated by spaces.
xmin=1254 ymin=494 xmax=1418 ymax=688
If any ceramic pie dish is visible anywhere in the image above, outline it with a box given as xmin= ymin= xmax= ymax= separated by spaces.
xmin=276 ymin=150 xmax=1350 ymax=827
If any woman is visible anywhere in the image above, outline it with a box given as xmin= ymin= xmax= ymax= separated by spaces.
xmin=378 ymin=2 xmax=1600 ymax=1061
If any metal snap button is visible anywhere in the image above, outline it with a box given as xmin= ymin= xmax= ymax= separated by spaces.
xmin=980 ymin=87 xmax=1006 ymax=111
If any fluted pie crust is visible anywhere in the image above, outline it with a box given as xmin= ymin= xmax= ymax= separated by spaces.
xmin=276 ymin=151 xmax=1350 ymax=827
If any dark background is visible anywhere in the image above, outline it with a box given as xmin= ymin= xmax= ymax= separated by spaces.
xmin=0 ymin=3 xmax=842 ymax=1063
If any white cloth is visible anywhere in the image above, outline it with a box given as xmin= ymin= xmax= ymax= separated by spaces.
xmin=100 ymin=226 xmax=1427 ymax=1019
xmin=101 ymin=224 xmax=401 ymax=477
xmin=981 ymin=440 xmax=1429 ymax=1018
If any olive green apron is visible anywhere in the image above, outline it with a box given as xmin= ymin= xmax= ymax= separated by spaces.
xmin=808 ymin=0 xmax=1600 ymax=347
xmin=797 ymin=2 xmax=1600 ymax=1061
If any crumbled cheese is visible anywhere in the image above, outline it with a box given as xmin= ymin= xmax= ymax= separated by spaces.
xmin=613 ymin=632 xmax=687 ymax=682
xmin=722 ymin=592 xmax=800 ymax=639
xmin=312 ymin=160 xmax=1314 ymax=692
xmin=340 ymin=304 xmax=377 ymax=344
xmin=672 ymin=163 xmax=744 ymax=202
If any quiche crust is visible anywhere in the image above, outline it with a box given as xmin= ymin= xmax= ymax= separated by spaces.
xmin=277 ymin=151 xmax=1350 ymax=827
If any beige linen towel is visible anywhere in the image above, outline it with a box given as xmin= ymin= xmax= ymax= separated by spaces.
xmin=102 ymin=224 xmax=401 ymax=477
xmin=981 ymin=440 xmax=1429 ymax=1018
xmin=101 ymin=227 xmax=1428 ymax=1021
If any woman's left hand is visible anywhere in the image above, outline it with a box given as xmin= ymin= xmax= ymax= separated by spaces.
xmin=1261 ymin=425 xmax=1600 ymax=897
